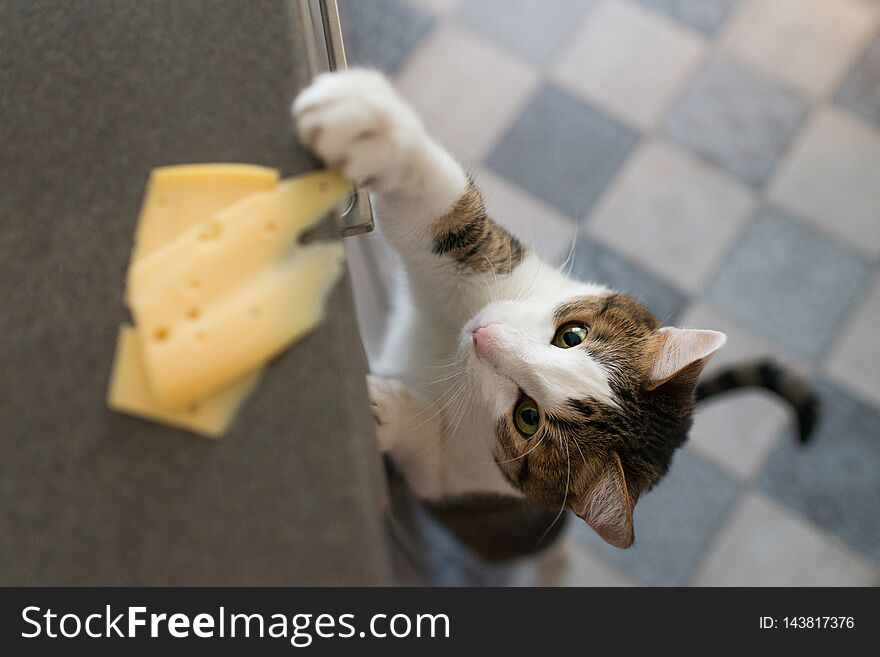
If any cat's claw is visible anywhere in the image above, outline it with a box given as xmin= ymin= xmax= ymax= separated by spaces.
xmin=293 ymin=69 xmax=427 ymax=192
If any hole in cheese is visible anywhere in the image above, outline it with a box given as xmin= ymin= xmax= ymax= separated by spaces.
xmin=154 ymin=327 xmax=169 ymax=341
xmin=197 ymin=222 xmax=223 ymax=242
xmin=265 ymin=219 xmax=277 ymax=232
xmin=186 ymin=307 xmax=201 ymax=320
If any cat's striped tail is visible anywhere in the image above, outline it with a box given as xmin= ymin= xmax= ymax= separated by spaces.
xmin=695 ymin=360 xmax=818 ymax=443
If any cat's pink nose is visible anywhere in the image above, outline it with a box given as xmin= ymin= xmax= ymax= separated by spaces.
xmin=472 ymin=324 xmax=501 ymax=358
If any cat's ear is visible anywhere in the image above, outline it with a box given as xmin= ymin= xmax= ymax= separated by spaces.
xmin=647 ymin=327 xmax=727 ymax=390
xmin=572 ymin=452 xmax=634 ymax=548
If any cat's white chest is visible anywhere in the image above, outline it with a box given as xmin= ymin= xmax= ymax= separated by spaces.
xmin=372 ymin=281 xmax=519 ymax=500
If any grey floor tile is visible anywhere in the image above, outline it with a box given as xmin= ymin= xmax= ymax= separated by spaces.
xmin=707 ymin=207 xmax=871 ymax=360
xmin=457 ymin=0 xmax=598 ymax=64
xmin=338 ymin=0 xmax=435 ymax=75
xmin=678 ymin=301 xmax=811 ymax=378
xmin=487 ymin=83 xmax=639 ymax=218
xmin=664 ymin=54 xmax=809 ymax=186
xmin=587 ymin=139 xmax=753 ymax=293
xmin=572 ymin=449 xmax=739 ymax=586
xmin=637 ymin=0 xmax=740 ymax=35
xmin=404 ymin=0 xmax=463 ymax=14
xmin=768 ymin=107 xmax=880 ymax=259
xmin=571 ymin=238 xmax=690 ymax=325
xmin=694 ymin=492 xmax=878 ymax=586
xmin=758 ymin=379 xmax=880 ymax=565
xmin=838 ymin=35 xmax=880 ymax=126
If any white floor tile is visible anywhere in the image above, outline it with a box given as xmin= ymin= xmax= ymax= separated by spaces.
xmin=587 ymin=139 xmax=754 ymax=293
xmin=394 ymin=23 xmax=540 ymax=162
xmin=552 ymin=0 xmax=706 ymax=129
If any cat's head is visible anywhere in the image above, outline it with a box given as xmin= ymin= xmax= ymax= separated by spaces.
xmin=461 ymin=290 xmax=726 ymax=548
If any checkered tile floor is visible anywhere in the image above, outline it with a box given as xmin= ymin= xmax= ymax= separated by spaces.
xmin=339 ymin=0 xmax=880 ymax=586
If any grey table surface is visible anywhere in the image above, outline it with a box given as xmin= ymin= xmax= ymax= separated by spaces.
xmin=0 ymin=0 xmax=390 ymax=585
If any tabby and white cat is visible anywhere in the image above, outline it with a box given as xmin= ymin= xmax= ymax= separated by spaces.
xmin=293 ymin=70 xmax=814 ymax=549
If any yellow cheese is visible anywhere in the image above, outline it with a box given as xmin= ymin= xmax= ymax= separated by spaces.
xmin=131 ymin=163 xmax=279 ymax=263
xmin=111 ymin=163 xmax=277 ymax=435
xmin=127 ymin=170 xmax=350 ymax=305
xmin=107 ymin=324 xmax=261 ymax=438
xmin=135 ymin=241 xmax=345 ymax=408
xmin=127 ymin=170 xmax=351 ymax=408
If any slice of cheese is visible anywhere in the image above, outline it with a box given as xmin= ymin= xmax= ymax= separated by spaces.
xmin=127 ymin=170 xmax=351 ymax=306
xmin=107 ymin=324 xmax=261 ymax=438
xmin=131 ymin=163 xmax=279 ymax=263
xmin=135 ymin=241 xmax=345 ymax=408
xmin=126 ymin=170 xmax=351 ymax=409
xmin=111 ymin=163 xmax=278 ymax=435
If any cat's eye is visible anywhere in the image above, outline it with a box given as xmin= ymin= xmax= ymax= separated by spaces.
xmin=553 ymin=322 xmax=588 ymax=349
xmin=513 ymin=397 xmax=540 ymax=438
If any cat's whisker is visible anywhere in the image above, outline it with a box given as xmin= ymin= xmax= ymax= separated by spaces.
xmin=415 ymin=369 xmax=465 ymax=386
xmin=424 ymin=356 xmax=464 ymax=368
xmin=556 ymin=221 xmax=578 ymax=275
xmin=572 ymin=437 xmax=589 ymax=468
xmin=511 ymin=259 xmax=535 ymax=304
xmin=429 ymin=385 xmax=471 ymax=447
xmin=389 ymin=382 xmax=469 ymax=466
xmin=403 ymin=376 xmax=464 ymax=422
xmin=538 ymin=433 xmax=571 ymax=545
xmin=480 ymin=261 xmax=498 ymax=305
xmin=658 ymin=298 xmax=689 ymax=328
xmin=400 ymin=380 xmax=467 ymax=435
xmin=437 ymin=388 xmax=472 ymax=456
xmin=515 ymin=238 xmax=550 ymax=305
xmin=423 ymin=363 xmax=462 ymax=372
xmin=507 ymin=232 xmax=514 ymax=285
xmin=516 ymin=264 xmax=543 ymax=306
xmin=482 ymin=250 xmax=499 ymax=295
xmin=389 ymin=396 xmax=470 ymax=467
xmin=496 ymin=430 xmax=548 ymax=463
xmin=565 ymin=237 xmax=579 ymax=279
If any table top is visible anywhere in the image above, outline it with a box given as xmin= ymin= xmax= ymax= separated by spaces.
xmin=0 ymin=0 xmax=390 ymax=585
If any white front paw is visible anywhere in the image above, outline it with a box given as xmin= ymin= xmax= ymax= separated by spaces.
xmin=366 ymin=374 xmax=416 ymax=453
xmin=293 ymin=70 xmax=426 ymax=191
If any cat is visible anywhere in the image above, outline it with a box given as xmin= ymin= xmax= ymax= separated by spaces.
xmin=293 ymin=70 xmax=815 ymax=550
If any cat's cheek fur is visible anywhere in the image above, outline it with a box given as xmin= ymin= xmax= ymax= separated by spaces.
xmin=465 ymin=354 xmax=521 ymax=421
xmin=461 ymin=299 xmax=619 ymax=414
